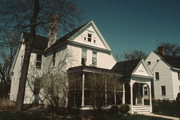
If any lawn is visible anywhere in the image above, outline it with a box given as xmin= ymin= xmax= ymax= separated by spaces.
xmin=0 ymin=111 xmax=170 ymax=120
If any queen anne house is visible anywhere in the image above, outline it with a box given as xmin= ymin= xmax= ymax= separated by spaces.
xmin=146 ymin=50 xmax=180 ymax=100
xmin=10 ymin=21 xmax=153 ymax=114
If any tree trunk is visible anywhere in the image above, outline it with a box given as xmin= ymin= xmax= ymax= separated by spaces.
xmin=15 ymin=0 xmax=40 ymax=112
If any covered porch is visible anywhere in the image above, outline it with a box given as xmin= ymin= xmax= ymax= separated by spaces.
xmin=67 ymin=66 xmax=123 ymax=110
xmin=112 ymin=59 xmax=154 ymax=114
xmin=123 ymin=78 xmax=152 ymax=114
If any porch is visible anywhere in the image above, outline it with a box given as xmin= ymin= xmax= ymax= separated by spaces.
xmin=123 ymin=78 xmax=152 ymax=114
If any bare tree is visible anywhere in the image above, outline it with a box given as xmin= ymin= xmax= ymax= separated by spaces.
xmin=0 ymin=55 xmax=11 ymax=98
xmin=37 ymin=72 xmax=69 ymax=113
xmin=0 ymin=0 xmax=83 ymax=111
xmin=121 ymin=50 xmax=147 ymax=61
xmin=156 ymin=42 xmax=180 ymax=57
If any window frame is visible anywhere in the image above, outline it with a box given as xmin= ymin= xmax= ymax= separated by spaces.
xmin=155 ymin=72 xmax=159 ymax=80
xmin=147 ymin=61 xmax=151 ymax=65
xmin=36 ymin=54 xmax=42 ymax=69
xmin=161 ymin=86 xmax=166 ymax=96
xmin=53 ymin=52 xmax=56 ymax=66
xmin=87 ymin=33 xmax=92 ymax=42
xmin=92 ymin=51 xmax=97 ymax=66
xmin=81 ymin=48 xmax=87 ymax=65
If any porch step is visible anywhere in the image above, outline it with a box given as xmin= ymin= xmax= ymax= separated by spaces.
xmin=133 ymin=106 xmax=152 ymax=114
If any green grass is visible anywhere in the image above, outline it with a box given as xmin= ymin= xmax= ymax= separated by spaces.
xmin=0 ymin=111 xmax=170 ymax=120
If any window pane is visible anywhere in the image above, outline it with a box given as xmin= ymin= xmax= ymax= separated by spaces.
xmin=161 ymin=86 xmax=166 ymax=96
xmin=36 ymin=54 xmax=42 ymax=68
xmin=92 ymin=51 xmax=97 ymax=66
xmin=155 ymin=72 xmax=159 ymax=80
xmin=88 ymin=33 xmax=92 ymax=42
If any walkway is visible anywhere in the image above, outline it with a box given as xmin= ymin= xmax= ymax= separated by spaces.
xmin=143 ymin=113 xmax=180 ymax=120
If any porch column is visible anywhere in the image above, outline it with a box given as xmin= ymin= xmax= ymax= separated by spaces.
xmin=148 ymin=81 xmax=152 ymax=112
xmin=122 ymin=83 xmax=125 ymax=104
xmin=105 ymin=79 xmax=107 ymax=106
xmin=142 ymin=85 xmax=144 ymax=105
xmin=130 ymin=80 xmax=134 ymax=114
xmin=81 ymin=73 xmax=85 ymax=107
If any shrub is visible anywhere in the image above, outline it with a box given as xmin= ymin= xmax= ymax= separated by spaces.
xmin=176 ymin=92 xmax=180 ymax=102
xmin=109 ymin=105 xmax=119 ymax=114
xmin=152 ymin=103 xmax=160 ymax=113
xmin=0 ymin=98 xmax=15 ymax=111
xmin=119 ymin=104 xmax=130 ymax=114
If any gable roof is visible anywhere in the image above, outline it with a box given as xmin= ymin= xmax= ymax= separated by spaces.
xmin=45 ymin=21 xmax=111 ymax=52
xmin=23 ymin=32 xmax=48 ymax=51
xmin=45 ymin=22 xmax=87 ymax=52
xmin=154 ymin=51 xmax=180 ymax=69
xmin=112 ymin=59 xmax=141 ymax=77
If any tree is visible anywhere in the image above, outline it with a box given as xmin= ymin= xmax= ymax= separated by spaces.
xmin=156 ymin=42 xmax=180 ymax=57
xmin=121 ymin=50 xmax=147 ymax=61
xmin=0 ymin=0 xmax=83 ymax=111
xmin=36 ymin=72 xmax=69 ymax=114
xmin=0 ymin=55 xmax=11 ymax=98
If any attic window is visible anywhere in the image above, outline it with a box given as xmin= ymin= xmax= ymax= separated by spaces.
xmin=88 ymin=33 xmax=92 ymax=42
xmin=147 ymin=61 xmax=151 ymax=65
xmin=178 ymin=72 xmax=180 ymax=80
xmin=93 ymin=40 xmax=96 ymax=43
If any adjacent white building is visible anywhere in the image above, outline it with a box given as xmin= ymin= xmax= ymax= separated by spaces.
xmin=146 ymin=51 xmax=180 ymax=100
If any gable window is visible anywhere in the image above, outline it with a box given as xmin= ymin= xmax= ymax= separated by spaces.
xmin=81 ymin=49 xmax=87 ymax=66
xmin=155 ymin=72 xmax=159 ymax=80
xmin=161 ymin=86 xmax=166 ymax=96
xmin=36 ymin=54 xmax=42 ymax=69
xmin=178 ymin=72 xmax=180 ymax=80
xmin=92 ymin=51 xmax=97 ymax=66
xmin=53 ymin=52 xmax=56 ymax=66
xmin=88 ymin=33 xmax=92 ymax=42
xmin=147 ymin=61 xmax=151 ymax=65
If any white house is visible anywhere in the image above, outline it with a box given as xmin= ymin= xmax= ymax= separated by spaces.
xmin=10 ymin=21 xmax=116 ymax=104
xmin=146 ymin=51 xmax=180 ymax=100
xmin=10 ymin=20 xmax=153 ymax=113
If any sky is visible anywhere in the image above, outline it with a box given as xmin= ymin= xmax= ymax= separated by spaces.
xmin=75 ymin=0 xmax=180 ymax=56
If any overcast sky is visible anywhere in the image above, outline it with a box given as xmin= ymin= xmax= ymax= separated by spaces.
xmin=75 ymin=0 xmax=180 ymax=56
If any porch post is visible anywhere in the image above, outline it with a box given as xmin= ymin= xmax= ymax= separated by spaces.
xmin=142 ymin=85 xmax=144 ymax=105
xmin=105 ymin=79 xmax=107 ymax=106
xmin=130 ymin=80 xmax=134 ymax=114
xmin=81 ymin=73 xmax=85 ymax=107
xmin=122 ymin=83 xmax=125 ymax=104
xmin=148 ymin=81 xmax=152 ymax=112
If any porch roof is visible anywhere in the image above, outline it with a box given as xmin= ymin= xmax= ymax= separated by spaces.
xmin=67 ymin=65 xmax=122 ymax=76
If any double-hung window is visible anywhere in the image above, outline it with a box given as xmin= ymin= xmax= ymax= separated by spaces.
xmin=88 ymin=33 xmax=92 ymax=42
xmin=155 ymin=72 xmax=159 ymax=80
xmin=161 ymin=86 xmax=166 ymax=96
xmin=92 ymin=51 xmax=97 ymax=66
xmin=81 ymin=49 xmax=87 ymax=65
xmin=36 ymin=54 xmax=42 ymax=69
xmin=53 ymin=52 xmax=56 ymax=66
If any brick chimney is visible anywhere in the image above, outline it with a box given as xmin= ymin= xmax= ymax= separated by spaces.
xmin=157 ymin=46 xmax=165 ymax=55
xmin=48 ymin=14 xmax=59 ymax=48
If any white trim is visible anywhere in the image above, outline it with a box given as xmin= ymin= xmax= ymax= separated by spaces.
xmin=68 ymin=21 xmax=111 ymax=51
